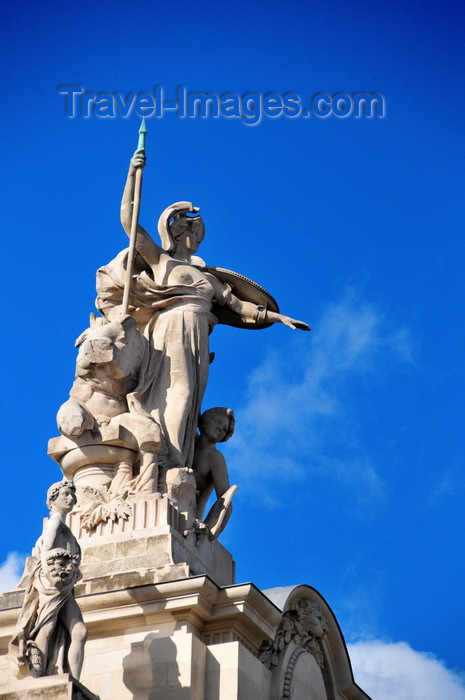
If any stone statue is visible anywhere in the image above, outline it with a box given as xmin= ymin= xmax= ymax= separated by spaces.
xmin=48 ymin=134 xmax=310 ymax=538
xmin=8 ymin=480 xmax=87 ymax=680
xmin=192 ymin=407 xmax=236 ymax=540
xmin=95 ymin=149 xmax=310 ymax=477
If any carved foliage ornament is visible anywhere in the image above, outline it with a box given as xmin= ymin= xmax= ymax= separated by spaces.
xmin=74 ymin=485 xmax=132 ymax=530
xmin=259 ymin=599 xmax=328 ymax=670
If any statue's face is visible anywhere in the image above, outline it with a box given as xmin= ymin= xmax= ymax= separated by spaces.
xmin=53 ymin=486 xmax=77 ymax=514
xmin=184 ymin=227 xmax=204 ymax=253
xmin=178 ymin=223 xmax=204 ymax=254
xmin=47 ymin=556 xmax=75 ymax=588
xmin=203 ymin=413 xmax=231 ymax=442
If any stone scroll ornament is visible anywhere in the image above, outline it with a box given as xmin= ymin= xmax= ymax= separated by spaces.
xmin=8 ymin=480 xmax=87 ymax=680
xmin=48 ymin=121 xmax=310 ymax=536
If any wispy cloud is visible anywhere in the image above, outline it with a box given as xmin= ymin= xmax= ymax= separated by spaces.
xmin=428 ymin=465 xmax=465 ymax=504
xmin=226 ymin=290 xmax=412 ymax=508
xmin=0 ymin=552 xmax=25 ymax=593
xmin=336 ymin=573 xmax=384 ymax=641
xmin=348 ymin=640 xmax=465 ymax=700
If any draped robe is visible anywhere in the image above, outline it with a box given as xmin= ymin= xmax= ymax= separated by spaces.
xmin=96 ymin=250 xmax=227 ymax=469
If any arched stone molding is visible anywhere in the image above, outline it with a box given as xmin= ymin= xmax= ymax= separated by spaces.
xmin=261 ymin=585 xmax=372 ymax=700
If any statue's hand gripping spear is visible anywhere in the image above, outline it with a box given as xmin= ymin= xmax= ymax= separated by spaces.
xmin=121 ymin=118 xmax=147 ymax=315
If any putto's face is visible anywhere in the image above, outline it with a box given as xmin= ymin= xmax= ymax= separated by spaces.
xmin=53 ymin=487 xmax=77 ymax=514
xmin=203 ymin=413 xmax=230 ymax=442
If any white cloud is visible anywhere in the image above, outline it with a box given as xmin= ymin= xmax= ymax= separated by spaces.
xmin=348 ymin=640 xmax=465 ymax=700
xmin=0 ymin=552 xmax=25 ymax=593
xmin=226 ymin=290 xmax=412 ymax=506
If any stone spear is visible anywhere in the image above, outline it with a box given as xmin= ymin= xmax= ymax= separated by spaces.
xmin=121 ymin=118 xmax=147 ymax=315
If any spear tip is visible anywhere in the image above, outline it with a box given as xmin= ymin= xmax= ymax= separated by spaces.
xmin=137 ymin=118 xmax=147 ymax=150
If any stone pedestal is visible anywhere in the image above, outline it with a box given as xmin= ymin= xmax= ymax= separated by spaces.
xmin=0 ymin=493 xmax=371 ymax=699
xmin=0 ymin=576 xmax=370 ymax=699
xmin=15 ymin=493 xmax=235 ymax=596
xmin=0 ymin=674 xmax=99 ymax=699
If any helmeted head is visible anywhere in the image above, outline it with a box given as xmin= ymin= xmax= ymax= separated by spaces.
xmin=158 ymin=202 xmax=205 ymax=254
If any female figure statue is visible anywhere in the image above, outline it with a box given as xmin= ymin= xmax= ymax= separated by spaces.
xmin=96 ymin=150 xmax=309 ymax=473
xmin=9 ymin=481 xmax=87 ymax=679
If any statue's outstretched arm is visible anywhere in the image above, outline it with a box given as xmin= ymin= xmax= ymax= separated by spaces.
xmin=263 ymin=309 xmax=310 ymax=331
xmin=227 ymin=291 xmax=310 ymax=331
xmin=120 ymin=150 xmax=163 ymax=267
xmin=208 ymin=272 xmax=310 ymax=330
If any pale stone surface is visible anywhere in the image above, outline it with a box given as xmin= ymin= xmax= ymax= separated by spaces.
xmin=206 ymin=641 xmax=270 ymax=700
xmin=0 ymin=578 xmax=372 ymax=700
xmin=287 ymin=652 xmax=327 ymax=700
xmin=193 ymin=408 xmax=235 ymax=519
xmin=0 ymin=674 xmax=99 ymax=700
xmin=70 ymin=492 xmax=236 ymax=588
xmin=28 ymin=477 xmax=236 ymax=589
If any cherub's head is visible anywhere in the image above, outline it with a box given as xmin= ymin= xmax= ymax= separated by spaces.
xmin=199 ymin=407 xmax=235 ymax=443
xmin=46 ymin=480 xmax=77 ymax=514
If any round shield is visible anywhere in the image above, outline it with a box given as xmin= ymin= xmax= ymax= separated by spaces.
xmin=206 ymin=267 xmax=280 ymax=329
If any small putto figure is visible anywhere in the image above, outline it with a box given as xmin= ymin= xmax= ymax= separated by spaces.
xmin=8 ymin=480 xmax=87 ymax=679
xmin=192 ymin=407 xmax=237 ymax=540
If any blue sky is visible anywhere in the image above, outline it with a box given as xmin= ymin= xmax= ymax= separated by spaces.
xmin=1 ymin=1 xmax=464 ymax=697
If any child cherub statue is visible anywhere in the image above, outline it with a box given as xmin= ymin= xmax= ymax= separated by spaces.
xmin=191 ymin=407 xmax=238 ymax=540
xmin=8 ymin=480 xmax=87 ymax=679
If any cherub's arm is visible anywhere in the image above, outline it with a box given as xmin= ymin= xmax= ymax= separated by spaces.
xmin=210 ymin=450 xmax=231 ymax=498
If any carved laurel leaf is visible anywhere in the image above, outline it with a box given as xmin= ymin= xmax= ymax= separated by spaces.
xmin=79 ymin=491 xmax=132 ymax=530
xmin=112 ymin=499 xmax=132 ymax=521
xmin=81 ymin=504 xmax=108 ymax=529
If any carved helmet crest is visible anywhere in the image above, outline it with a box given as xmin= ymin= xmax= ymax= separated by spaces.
xmin=157 ymin=201 xmax=204 ymax=253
